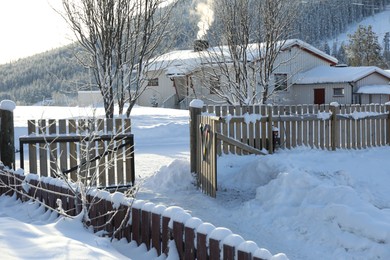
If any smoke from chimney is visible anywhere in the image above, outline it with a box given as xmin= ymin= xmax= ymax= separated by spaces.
xmin=196 ymin=0 xmax=214 ymax=40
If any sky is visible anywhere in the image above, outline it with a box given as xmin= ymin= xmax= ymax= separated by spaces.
xmin=0 ymin=0 xmax=73 ymax=65
xmin=3 ymin=104 xmax=390 ymax=259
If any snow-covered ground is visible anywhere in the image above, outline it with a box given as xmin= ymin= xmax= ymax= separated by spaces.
xmin=2 ymin=104 xmax=389 ymax=259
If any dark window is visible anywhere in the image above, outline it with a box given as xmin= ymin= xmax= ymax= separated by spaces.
xmin=147 ymin=78 xmax=159 ymax=86
xmin=275 ymin=74 xmax=288 ymax=91
xmin=333 ymin=88 xmax=344 ymax=96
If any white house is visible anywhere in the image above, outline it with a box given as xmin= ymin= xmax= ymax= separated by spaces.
xmin=291 ymin=66 xmax=390 ymax=105
xmin=138 ymin=39 xmax=390 ymax=108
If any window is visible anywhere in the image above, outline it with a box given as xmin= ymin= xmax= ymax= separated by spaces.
xmin=210 ymin=76 xmax=221 ymax=94
xmin=147 ymin=78 xmax=159 ymax=86
xmin=274 ymin=74 xmax=288 ymax=91
xmin=333 ymin=88 xmax=344 ymax=96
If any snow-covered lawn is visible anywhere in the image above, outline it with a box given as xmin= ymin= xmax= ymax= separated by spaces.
xmin=2 ymin=104 xmax=390 ymax=259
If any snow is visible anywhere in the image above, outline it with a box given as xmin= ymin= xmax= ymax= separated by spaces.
xmin=2 ymin=104 xmax=390 ymax=259
xmin=0 ymin=99 xmax=16 ymax=112
xmin=294 ymin=65 xmax=390 ymax=84
xmin=189 ymin=99 xmax=204 ymax=108
xmin=356 ymin=85 xmax=390 ymax=95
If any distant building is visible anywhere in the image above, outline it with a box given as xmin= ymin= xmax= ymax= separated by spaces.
xmin=77 ymin=91 xmax=103 ymax=107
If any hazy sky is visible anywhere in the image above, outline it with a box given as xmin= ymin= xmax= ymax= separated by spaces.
xmin=0 ymin=0 xmax=73 ymax=65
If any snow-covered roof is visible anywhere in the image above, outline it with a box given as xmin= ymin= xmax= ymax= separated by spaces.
xmin=147 ymin=39 xmax=337 ymax=78
xmin=356 ymin=85 xmax=390 ymax=95
xmin=294 ymin=65 xmax=390 ymax=84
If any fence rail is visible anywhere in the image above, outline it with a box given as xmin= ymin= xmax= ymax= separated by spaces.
xmin=19 ymin=117 xmax=134 ymax=189
xmin=0 ymin=169 xmax=279 ymax=260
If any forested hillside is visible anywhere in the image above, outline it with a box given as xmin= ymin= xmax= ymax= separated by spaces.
xmin=0 ymin=45 xmax=91 ymax=105
xmin=1 ymin=0 xmax=389 ymax=105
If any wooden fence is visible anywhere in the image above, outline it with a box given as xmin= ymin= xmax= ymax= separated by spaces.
xmin=18 ymin=118 xmax=134 ymax=189
xmin=190 ymin=103 xmax=390 ymax=197
xmin=0 ymin=169 xmax=278 ymax=260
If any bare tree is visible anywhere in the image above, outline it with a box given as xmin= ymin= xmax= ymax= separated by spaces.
xmin=199 ymin=0 xmax=301 ymax=105
xmin=61 ymin=0 xmax=178 ymax=118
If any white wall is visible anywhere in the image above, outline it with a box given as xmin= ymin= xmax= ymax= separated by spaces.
xmin=78 ymin=91 xmax=103 ymax=107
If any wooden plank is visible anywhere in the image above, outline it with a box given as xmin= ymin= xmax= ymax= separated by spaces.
xmin=216 ymin=133 xmax=266 ymax=155
xmin=132 ymin=208 xmax=141 ymax=245
xmin=313 ymin=105 xmax=319 ymax=149
xmin=285 ymin=106 xmax=291 ymax=149
xmin=209 ymin=238 xmax=220 ymax=260
xmin=248 ymin=106 xmax=254 ymax=149
xmin=362 ymin=105 xmax=367 ymax=149
xmin=124 ymin=119 xmax=133 ymax=184
xmin=58 ymin=120 xmax=68 ymax=174
xmin=215 ymin=106 xmax=222 ymax=156
xmin=223 ymin=244 xmax=235 ymax=259
xmin=68 ymin=120 xmax=77 ymax=182
xmin=173 ymin=221 xmax=184 ymax=259
xmin=196 ymin=233 xmax=208 ymax=260
xmin=235 ymin=106 xmax=242 ymax=155
xmin=278 ymin=105 xmax=286 ymax=149
xmin=356 ymin=106 xmax=362 ymax=149
xmin=346 ymin=106 xmax=351 ymax=149
xmin=212 ymin=119 xmax=217 ymax=197
xmin=116 ymin=119 xmax=124 ymax=185
xmin=351 ymin=105 xmax=357 ymax=149
xmin=228 ymin=106 xmax=235 ymax=154
xmin=184 ymin=227 xmax=196 ymax=260
xmin=261 ymin=105 xmax=268 ymax=150
xmin=161 ymin=216 xmax=170 ymax=254
xmin=381 ymin=105 xmax=386 ymax=145
xmin=297 ymin=105 xmax=303 ymax=146
xmin=99 ymin=119 xmax=107 ymax=186
xmin=49 ymin=119 xmax=57 ymax=177
xmin=151 ymin=213 xmax=161 ymax=255
xmin=141 ymin=210 xmax=151 ymax=250
xmin=222 ymin=106 xmax=228 ymax=154
xmin=291 ymin=105 xmax=297 ymax=148
xmin=308 ymin=105 xmax=314 ymax=148
xmin=302 ymin=105 xmax=308 ymax=147
xmin=107 ymin=119 xmax=115 ymax=186
xmin=78 ymin=119 xmax=88 ymax=184
xmin=38 ymin=120 xmax=48 ymax=176
xmin=28 ymin=120 xmax=37 ymax=174
xmin=255 ymin=106 xmax=261 ymax=150
xmin=242 ymin=106 xmax=248 ymax=155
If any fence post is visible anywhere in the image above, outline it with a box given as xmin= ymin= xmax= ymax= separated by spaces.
xmin=267 ymin=105 xmax=274 ymax=154
xmin=387 ymin=104 xmax=390 ymax=145
xmin=189 ymin=100 xmax=204 ymax=173
xmin=0 ymin=100 xmax=16 ymax=169
xmin=330 ymin=103 xmax=339 ymax=151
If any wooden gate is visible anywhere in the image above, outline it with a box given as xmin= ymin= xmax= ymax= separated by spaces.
xmin=19 ymin=117 xmax=134 ymax=189
xmin=196 ymin=115 xmax=218 ymax=197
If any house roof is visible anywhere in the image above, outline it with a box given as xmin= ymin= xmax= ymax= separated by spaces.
xmin=147 ymin=39 xmax=338 ymax=77
xmin=356 ymin=85 xmax=390 ymax=95
xmin=294 ymin=66 xmax=390 ymax=84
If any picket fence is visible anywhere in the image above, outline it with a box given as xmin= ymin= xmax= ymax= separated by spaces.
xmin=202 ymin=103 xmax=390 ymax=153
xmin=190 ymin=103 xmax=390 ymax=197
xmin=18 ymin=118 xmax=134 ymax=189
xmin=0 ymin=169 xmax=276 ymax=260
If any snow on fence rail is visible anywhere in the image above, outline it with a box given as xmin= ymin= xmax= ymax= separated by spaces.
xmin=0 ymin=169 xmax=286 ymax=260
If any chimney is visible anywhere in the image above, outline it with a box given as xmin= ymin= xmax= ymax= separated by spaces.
xmin=194 ymin=40 xmax=209 ymax=52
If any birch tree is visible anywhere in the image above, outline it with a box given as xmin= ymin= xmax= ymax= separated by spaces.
xmin=201 ymin=0 xmax=301 ymax=105
xmin=61 ymin=0 xmax=178 ymax=118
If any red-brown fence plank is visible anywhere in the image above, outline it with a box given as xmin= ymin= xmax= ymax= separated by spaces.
xmin=196 ymin=233 xmax=208 ymax=260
